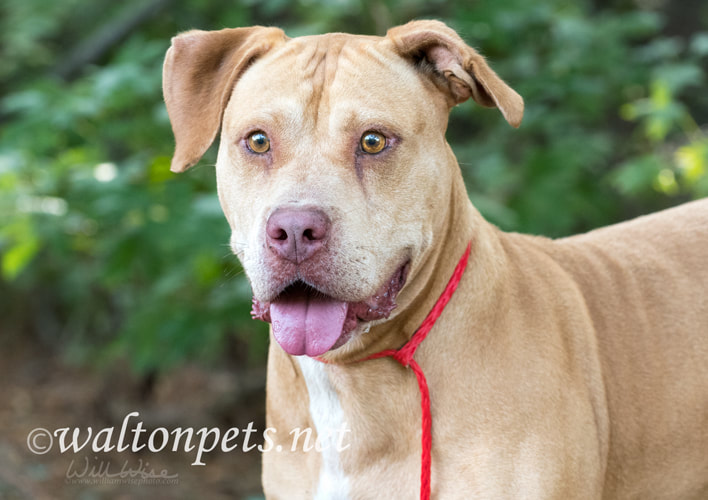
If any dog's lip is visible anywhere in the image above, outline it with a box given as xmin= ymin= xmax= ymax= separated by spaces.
xmin=250 ymin=261 xmax=410 ymax=353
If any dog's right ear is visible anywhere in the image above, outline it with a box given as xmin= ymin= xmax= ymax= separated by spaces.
xmin=387 ymin=20 xmax=523 ymax=128
xmin=163 ymin=27 xmax=287 ymax=172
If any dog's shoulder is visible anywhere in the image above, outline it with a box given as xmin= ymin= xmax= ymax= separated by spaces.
xmin=539 ymin=198 xmax=708 ymax=307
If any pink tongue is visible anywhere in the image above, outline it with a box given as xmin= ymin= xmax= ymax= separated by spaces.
xmin=270 ymin=292 xmax=348 ymax=357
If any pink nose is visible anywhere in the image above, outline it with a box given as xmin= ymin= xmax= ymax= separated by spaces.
xmin=266 ymin=207 xmax=330 ymax=264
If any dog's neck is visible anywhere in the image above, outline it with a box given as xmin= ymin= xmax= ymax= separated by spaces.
xmin=292 ymin=163 xmax=508 ymax=498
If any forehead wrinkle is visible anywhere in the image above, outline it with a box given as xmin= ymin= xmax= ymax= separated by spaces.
xmin=298 ymin=36 xmax=347 ymax=130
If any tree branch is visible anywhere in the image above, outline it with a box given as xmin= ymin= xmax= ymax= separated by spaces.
xmin=53 ymin=0 xmax=174 ymax=81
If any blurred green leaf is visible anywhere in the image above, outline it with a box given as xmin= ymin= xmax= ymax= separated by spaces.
xmin=1 ymin=220 xmax=40 ymax=280
xmin=654 ymin=63 xmax=704 ymax=93
xmin=611 ymin=154 xmax=666 ymax=196
xmin=675 ymin=139 xmax=708 ymax=189
xmin=690 ymin=32 xmax=708 ymax=57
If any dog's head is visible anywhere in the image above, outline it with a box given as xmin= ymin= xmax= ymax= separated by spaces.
xmin=163 ymin=20 xmax=522 ymax=357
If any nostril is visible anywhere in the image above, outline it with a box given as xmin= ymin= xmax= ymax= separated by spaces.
xmin=274 ymin=228 xmax=288 ymax=241
xmin=302 ymin=219 xmax=328 ymax=242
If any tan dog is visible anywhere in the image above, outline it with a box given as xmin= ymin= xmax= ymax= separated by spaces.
xmin=163 ymin=20 xmax=708 ymax=499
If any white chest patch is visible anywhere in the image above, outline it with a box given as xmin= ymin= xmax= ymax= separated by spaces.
xmin=297 ymin=356 xmax=351 ymax=500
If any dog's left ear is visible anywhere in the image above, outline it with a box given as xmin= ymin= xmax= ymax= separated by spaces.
xmin=387 ymin=20 xmax=523 ymax=128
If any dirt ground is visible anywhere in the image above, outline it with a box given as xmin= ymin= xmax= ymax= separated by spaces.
xmin=0 ymin=338 xmax=267 ymax=500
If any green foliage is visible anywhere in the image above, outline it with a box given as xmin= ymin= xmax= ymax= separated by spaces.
xmin=447 ymin=0 xmax=707 ymax=235
xmin=616 ymin=38 xmax=708 ymax=199
xmin=0 ymin=4 xmax=267 ymax=371
xmin=1 ymin=0 xmax=706 ymax=373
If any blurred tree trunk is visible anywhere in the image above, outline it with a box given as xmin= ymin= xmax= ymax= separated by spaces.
xmin=54 ymin=0 xmax=173 ymax=81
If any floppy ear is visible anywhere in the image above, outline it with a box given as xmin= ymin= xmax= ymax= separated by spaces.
xmin=163 ymin=26 xmax=287 ymax=172
xmin=386 ymin=20 xmax=523 ymax=128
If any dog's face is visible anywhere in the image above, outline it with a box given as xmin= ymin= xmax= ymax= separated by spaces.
xmin=163 ymin=21 xmax=522 ymax=357
xmin=217 ymin=34 xmax=455 ymax=356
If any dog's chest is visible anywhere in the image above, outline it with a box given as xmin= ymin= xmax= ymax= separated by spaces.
xmin=297 ymin=357 xmax=351 ymax=499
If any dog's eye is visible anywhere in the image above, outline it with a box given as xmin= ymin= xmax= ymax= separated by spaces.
xmin=360 ymin=131 xmax=386 ymax=154
xmin=247 ymin=131 xmax=270 ymax=154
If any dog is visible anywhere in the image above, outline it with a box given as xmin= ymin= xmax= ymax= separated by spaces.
xmin=162 ymin=20 xmax=708 ymax=499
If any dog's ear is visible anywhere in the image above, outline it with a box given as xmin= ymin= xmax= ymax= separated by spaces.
xmin=163 ymin=27 xmax=287 ymax=172
xmin=387 ymin=20 xmax=523 ymax=128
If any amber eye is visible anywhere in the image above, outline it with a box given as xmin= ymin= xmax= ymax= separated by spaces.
xmin=360 ymin=131 xmax=386 ymax=154
xmin=247 ymin=131 xmax=270 ymax=154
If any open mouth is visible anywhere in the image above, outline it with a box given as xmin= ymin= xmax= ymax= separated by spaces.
xmin=251 ymin=262 xmax=410 ymax=357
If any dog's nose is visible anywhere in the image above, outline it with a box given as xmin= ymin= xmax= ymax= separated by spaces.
xmin=266 ymin=207 xmax=330 ymax=264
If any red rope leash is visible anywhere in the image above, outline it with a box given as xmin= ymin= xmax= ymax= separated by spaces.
xmin=340 ymin=241 xmax=471 ymax=500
